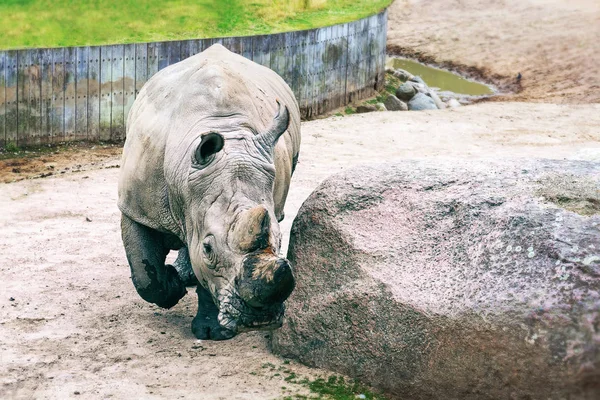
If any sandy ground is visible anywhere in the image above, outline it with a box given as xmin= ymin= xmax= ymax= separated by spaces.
xmin=0 ymin=143 xmax=123 ymax=184
xmin=1 ymin=102 xmax=599 ymax=399
xmin=387 ymin=0 xmax=600 ymax=103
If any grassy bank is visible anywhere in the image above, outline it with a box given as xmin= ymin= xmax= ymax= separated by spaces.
xmin=0 ymin=0 xmax=392 ymax=50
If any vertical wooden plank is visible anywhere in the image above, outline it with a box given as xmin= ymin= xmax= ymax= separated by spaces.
xmin=345 ymin=19 xmax=358 ymax=104
xmin=269 ymin=33 xmax=286 ymax=80
xmin=75 ymin=46 xmax=89 ymax=140
xmin=64 ymin=47 xmax=76 ymax=141
xmin=194 ymin=39 xmax=205 ymax=55
xmin=367 ymin=14 xmax=378 ymax=95
xmin=214 ymin=37 xmax=224 ymax=46
xmin=222 ymin=37 xmax=242 ymax=56
xmin=5 ymin=51 xmax=18 ymax=147
xmin=354 ymin=18 xmax=364 ymax=102
xmin=158 ymin=42 xmax=169 ymax=71
xmin=29 ymin=49 xmax=43 ymax=144
xmin=40 ymin=49 xmax=52 ymax=144
xmin=282 ymin=32 xmax=295 ymax=91
xmin=305 ymin=29 xmax=318 ymax=119
xmin=134 ymin=43 xmax=148 ymax=98
xmin=167 ymin=40 xmax=181 ymax=67
xmin=252 ymin=35 xmax=270 ymax=68
xmin=99 ymin=45 xmax=112 ymax=141
xmin=240 ymin=36 xmax=253 ymax=61
xmin=326 ymin=25 xmax=335 ymax=111
xmin=360 ymin=17 xmax=371 ymax=100
xmin=291 ymin=30 xmax=308 ymax=117
xmin=198 ymin=38 xmax=209 ymax=54
xmin=0 ymin=51 xmax=6 ymax=147
xmin=316 ymin=26 xmax=329 ymax=114
xmin=111 ymin=44 xmax=125 ymax=141
xmin=377 ymin=10 xmax=388 ymax=91
xmin=147 ymin=42 xmax=159 ymax=80
xmin=50 ymin=48 xmax=65 ymax=143
xmin=338 ymin=23 xmax=349 ymax=110
xmin=88 ymin=46 xmax=101 ymax=140
xmin=123 ymin=44 xmax=136 ymax=135
xmin=187 ymin=39 xmax=200 ymax=57
xmin=17 ymin=50 xmax=29 ymax=144
xmin=327 ymin=26 xmax=336 ymax=112
xmin=180 ymin=39 xmax=191 ymax=61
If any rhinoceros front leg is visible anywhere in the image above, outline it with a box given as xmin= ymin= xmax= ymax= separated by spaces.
xmin=172 ymin=247 xmax=199 ymax=287
xmin=121 ymin=214 xmax=187 ymax=309
xmin=192 ymin=285 xmax=236 ymax=340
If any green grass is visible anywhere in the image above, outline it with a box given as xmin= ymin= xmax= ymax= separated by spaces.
xmin=0 ymin=0 xmax=393 ymax=50
xmin=282 ymin=375 xmax=387 ymax=400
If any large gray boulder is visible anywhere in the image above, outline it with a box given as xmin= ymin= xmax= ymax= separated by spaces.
xmin=408 ymin=92 xmax=438 ymax=110
xmin=273 ymin=160 xmax=600 ymax=400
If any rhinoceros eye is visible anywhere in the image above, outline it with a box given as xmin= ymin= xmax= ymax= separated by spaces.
xmin=203 ymin=235 xmax=217 ymax=269
xmin=194 ymin=132 xmax=224 ymax=166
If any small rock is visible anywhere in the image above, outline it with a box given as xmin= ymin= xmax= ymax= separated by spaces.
xmin=409 ymin=75 xmax=426 ymax=85
xmin=408 ymin=93 xmax=438 ymax=111
xmin=375 ymin=102 xmax=387 ymax=111
xmin=427 ymin=91 xmax=446 ymax=109
xmin=392 ymin=68 xmax=413 ymax=82
xmin=85 ymin=217 xmax=92 ymax=222
xmin=397 ymin=68 xmax=414 ymax=80
xmin=447 ymin=98 xmax=462 ymax=108
xmin=356 ymin=104 xmax=377 ymax=113
xmin=395 ymin=82 xmax=417 ymax=102
xmin=9 ymin=297 xmax=15 ymax=301
xmin=409 ymin=82 xmax=429 ymax=94
xmin=74 ymin=391 xmax=80 ymax=395
xmin=384 ymin=95 xmax=408 ymax=111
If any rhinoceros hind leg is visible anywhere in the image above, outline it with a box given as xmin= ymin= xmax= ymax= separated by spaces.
xmin=192 ymin=285 xmax=236 ymax=340
xmin=121 ymin=214 xmax=187 ymax=309
xmin=173 ymin=247 xmax=199 ymax=287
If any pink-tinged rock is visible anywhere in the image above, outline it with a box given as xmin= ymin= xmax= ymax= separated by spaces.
xmin=272 ymin=160 xmax=600 ymax=400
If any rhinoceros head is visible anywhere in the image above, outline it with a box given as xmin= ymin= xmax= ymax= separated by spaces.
xmin=178 ymin=102 xmax=295 ymax=334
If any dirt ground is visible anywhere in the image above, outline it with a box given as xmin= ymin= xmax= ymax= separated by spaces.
xmin=2 ymin=1 xmax=600 ymax=399
xmin=387 ymin=0 xmax=600 ymax=103
xmin=2 ymin=102 xmax=599 ymax=399
xmin=0 ymin=143 xmax=123 ymax=184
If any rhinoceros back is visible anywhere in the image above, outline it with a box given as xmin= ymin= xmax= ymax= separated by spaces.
xmin=118 ymin=44 xmax=301 ymax=237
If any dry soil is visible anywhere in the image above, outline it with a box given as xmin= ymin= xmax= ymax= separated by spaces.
xmin=387 ymin=0 xmax=600 ymax=103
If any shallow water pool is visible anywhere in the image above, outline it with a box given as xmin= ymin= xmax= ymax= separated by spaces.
xmin=387 ymin=57 xmax=494 ymax=96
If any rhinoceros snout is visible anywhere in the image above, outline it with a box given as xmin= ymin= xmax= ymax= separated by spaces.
xmin=238 ymin=255 xmax=295 ymax=308
xmin=261 ymin=258 xmax=295 ymax=304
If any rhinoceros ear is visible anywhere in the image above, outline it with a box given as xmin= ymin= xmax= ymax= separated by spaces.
xmin=255 ymin=100 xmax=289 ymax=148
xmin=194 ymin=132 xmax=224 ymax=166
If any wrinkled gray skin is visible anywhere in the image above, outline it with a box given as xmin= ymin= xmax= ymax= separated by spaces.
xmin=118 ymin=44 xmax=301 ymax=340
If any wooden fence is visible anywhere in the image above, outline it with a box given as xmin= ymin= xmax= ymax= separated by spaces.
xmin=0 ymin=9 xmax=387 ymax=149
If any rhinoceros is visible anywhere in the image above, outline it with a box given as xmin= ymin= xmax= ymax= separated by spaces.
xmin=117 ymin=44 xmax=301 ymax=340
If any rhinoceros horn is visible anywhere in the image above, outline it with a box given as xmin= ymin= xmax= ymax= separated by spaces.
xmin=233 ymin=205 xmax=296 ymax=307
xmin=254 ymin=100 xmax=290 ymax=148
xmin=231 ymin=205 xmax=271 ymax=252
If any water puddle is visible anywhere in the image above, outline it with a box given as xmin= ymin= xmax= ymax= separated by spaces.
xmin=386 ymin=57 xmax=494 ymax=96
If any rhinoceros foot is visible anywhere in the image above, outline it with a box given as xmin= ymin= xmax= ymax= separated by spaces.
xmin=192 ymin=315 xmax=236 ymax=340
xmin=192 ymin=285 xmax=236 ymax=340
